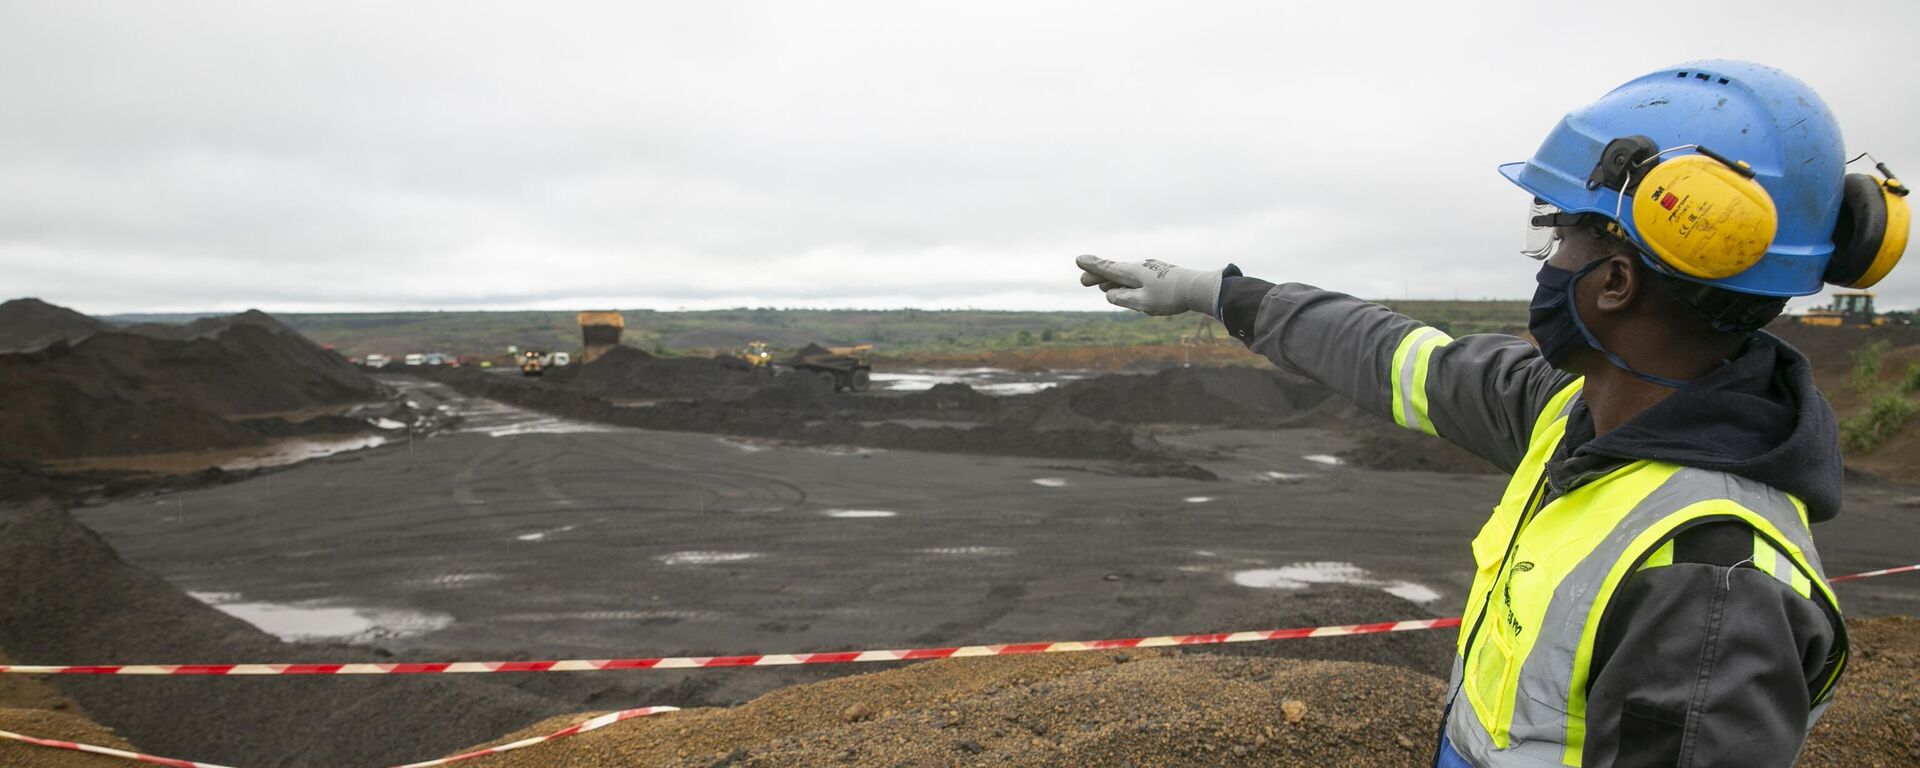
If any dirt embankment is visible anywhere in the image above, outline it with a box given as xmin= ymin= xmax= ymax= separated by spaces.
xmin=450 ymin=617 xmax=1916 ymax=768
xmin=421 ymin=359 xmax=1352 ymax=468
xmin=0 ymin=302 xmax=386 ymax=463
xmin=0 ymin=505 xmax=1911 ymax=767
xmin=0 ymin=504 xmax=576 ymax=768
xmin=0 ymin=298 xmax=112 ymax=353
xmin=879 ymin=342 xmax=1268 ymax=372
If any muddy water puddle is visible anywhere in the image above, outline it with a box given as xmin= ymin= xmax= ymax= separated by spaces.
xmin=1229 ymin=561 xmax=1442 ymax=603
xmin=870 ymin=368 xmax=1085 ymax=396
xmin=189 ymin=592 xmax=451 ymax=643
xmin=48 ymin=434 xmax=390 ymax=474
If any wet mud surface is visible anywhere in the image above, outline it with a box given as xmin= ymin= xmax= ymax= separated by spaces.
xmin=3 ymin=379 xmax=1903 ymax=764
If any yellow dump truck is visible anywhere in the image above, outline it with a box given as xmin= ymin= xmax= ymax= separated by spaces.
xmin=789 ymin=344 xmax=873 ymax=392
xmin=577 ymin=311 xmax=625 ymax=364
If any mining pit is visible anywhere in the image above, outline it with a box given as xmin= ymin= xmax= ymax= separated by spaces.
xmin=2 ymin=301 xmax=1917 ymax=766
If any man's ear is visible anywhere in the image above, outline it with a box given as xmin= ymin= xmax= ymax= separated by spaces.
xmin=1592 ymin=253 xmax=1641 ymax=313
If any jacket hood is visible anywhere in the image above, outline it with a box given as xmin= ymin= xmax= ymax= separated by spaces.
xmin=1567 ymin=332 xmax=1844 ymax=522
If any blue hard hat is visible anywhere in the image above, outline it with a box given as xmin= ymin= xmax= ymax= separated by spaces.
xmin=1500 ymin=60 xmax=1846 ymax=297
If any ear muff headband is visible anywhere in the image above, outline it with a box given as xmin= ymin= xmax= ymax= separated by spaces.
xmin=1629 ymin=154 xmax=1778 ymax=280
xmin=1827 ymin=172 xmax=1910 ymax=288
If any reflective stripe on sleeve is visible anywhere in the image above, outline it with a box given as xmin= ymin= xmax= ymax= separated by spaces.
xmin=1640 ymin=540 xmax=1674 ymax=570
xmin=1389 ymin=327 xmax=1454 ymax=436
xmin=1753 ymin=533 xmax=1813 ymax=599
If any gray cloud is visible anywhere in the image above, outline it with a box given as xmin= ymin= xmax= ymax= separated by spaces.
xmin=2 ymin=1 xmax=1916 ymax=313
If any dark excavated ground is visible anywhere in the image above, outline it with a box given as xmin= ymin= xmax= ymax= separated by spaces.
xmin=0 ymin=304 xmax=390 ymax=463
xmin=2 ymin=317 xmax=1915 ymax=766
xmin=416 ymin=350 xmax=1378 ymax=473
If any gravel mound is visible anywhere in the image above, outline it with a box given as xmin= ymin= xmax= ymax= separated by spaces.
xmin=0 ymin=303 xmax=382 ymax=462
xmin=451 ymin=652 xmax=1446 ymax=767
xmin=1197 ymin=585 xmax=1457 ymax=680
xmin=1801 ymin=615 xmax=1920 ymax=766
xmin=0 ymin=298 xmax=111 ymax=353
xmin=0 ymin=708 xmax=135 ymax=768
xmin=0 ymin=504 xmax=571 ymax=768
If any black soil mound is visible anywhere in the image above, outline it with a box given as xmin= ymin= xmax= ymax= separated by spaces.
xmin=543 ymin=345 xmax=763 ymax=399
xmin=0 ymin=298 xmax=112 ymax=353
xmin=0 ymin=504 xmax=570 ymax=768
xmin=0 ymin=304 xmax=382 ymax=462
xmin=1024 ymin=367 xmax=1337 ymax=427
xmin=119 ymin=309 xmax=300 ymax=342
xmin=1338 ymin=422 xmax=1502 ymax=475
xmin=423 ymin=361 xmax=1356 ymax=466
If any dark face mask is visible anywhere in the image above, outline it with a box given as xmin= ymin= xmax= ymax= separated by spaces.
xmin=1527 ymin=260 xmax=1692 ymax=388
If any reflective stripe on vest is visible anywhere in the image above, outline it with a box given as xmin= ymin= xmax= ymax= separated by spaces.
xmin=1390 ymin=326 xmax=1453 ymax=436
xmin=1443 ymin=380 xmax=1846 ymax=767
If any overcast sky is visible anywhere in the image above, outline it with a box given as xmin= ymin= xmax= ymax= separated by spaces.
xmin=3 ymin=1 xmax=1916 ymax=314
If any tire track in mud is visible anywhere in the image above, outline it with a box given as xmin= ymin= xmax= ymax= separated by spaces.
xmin=907 ymin=582 xmax=1030 ymax=645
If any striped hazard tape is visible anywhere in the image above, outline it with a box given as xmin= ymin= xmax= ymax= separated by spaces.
xmin=2 ymin=561 xmax=1912 ymax=677
xmin=0 ymin=561 xmax=1908 ymax=767
xmin=0 ymin=617 xmax=1463 ymax=676
xmin=0 ymin=706 xmax=678 ymax=768
xmin=1825 ymin=562 xmax=1920 ymax=582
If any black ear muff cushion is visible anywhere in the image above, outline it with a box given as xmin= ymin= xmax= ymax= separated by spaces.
xmin=1828 ymin=173 xmax=1889 ymax=286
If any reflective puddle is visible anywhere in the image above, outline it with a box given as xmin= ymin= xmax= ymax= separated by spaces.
xmin=915 ymin=546 xmax=1014 ymax=556
xmin=189 ymin=592 xmax=452 ymax=643
xmin=1230 ymin=561 xmax=1442 ymax=603
xmin=823 ymin=509 xmax=897 ymax=518
xmin=659 ymin=551 xmax=760 ymax=566
xmin=869 ymin=368 xmax=1075 ymax=396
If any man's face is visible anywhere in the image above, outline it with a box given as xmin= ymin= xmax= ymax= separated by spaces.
xmin=1544 ymin=228 xmax=1609 ymax=273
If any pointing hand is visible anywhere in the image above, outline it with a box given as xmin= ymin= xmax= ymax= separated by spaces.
xmin=1075 ymin=255 xmax=1235 ymax=318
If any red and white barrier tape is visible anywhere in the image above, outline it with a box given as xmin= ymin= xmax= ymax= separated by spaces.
xmin=0 ymin=726 xmax=233 ymax=768
xmin=0 ymin=561 xmax=1909 ymax=768
xmin=390 ymin=706 xmax=678 ymax=768
xmin=1825 ymin=562 xmax=1920 ymax=583
xmin=0 ymin=706 xmax=677 ymax=768
xmin=3 ymin=562 xmax=1911 ymax=678
xmin=0 ymin=617 xmax=1462 ymax=677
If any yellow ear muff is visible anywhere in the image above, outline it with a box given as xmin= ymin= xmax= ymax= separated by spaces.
xmin=1630 ymin=154 xmax=1778 ymax=280
xmin=1827 ymin=172 xmax=1909 ymax=289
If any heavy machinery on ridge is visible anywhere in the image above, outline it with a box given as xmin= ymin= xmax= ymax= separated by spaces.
xmin=736 ymin=341 xmax=873 ymax=392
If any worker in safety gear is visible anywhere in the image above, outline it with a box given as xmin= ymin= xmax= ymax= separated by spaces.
xmin=1078 ymin=60 xmax=1909 ymax=767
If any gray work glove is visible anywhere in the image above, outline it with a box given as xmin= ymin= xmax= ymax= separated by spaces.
xmin=1076 ymin=255 xmax=1235 ymax=318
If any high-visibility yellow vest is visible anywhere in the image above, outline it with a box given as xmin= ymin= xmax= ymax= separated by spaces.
xmin=1443 ymin=381 xmax=1847 ymax=766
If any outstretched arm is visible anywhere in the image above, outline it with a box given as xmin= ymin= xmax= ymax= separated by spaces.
xmin=1076 ymin=256 xmax=1571 ymax=472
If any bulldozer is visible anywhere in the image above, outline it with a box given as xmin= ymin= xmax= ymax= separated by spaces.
xmin=1800 ymin=292 xmax=1884 ymax=327
xmin=577 ymin=311 xmax=625 ymax=364
xmin=738 ymin=340 xmax=774 ymax=370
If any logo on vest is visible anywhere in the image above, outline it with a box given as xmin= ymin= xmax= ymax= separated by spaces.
xmin=1502 ymin=561 xmax=1535 ymax=636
